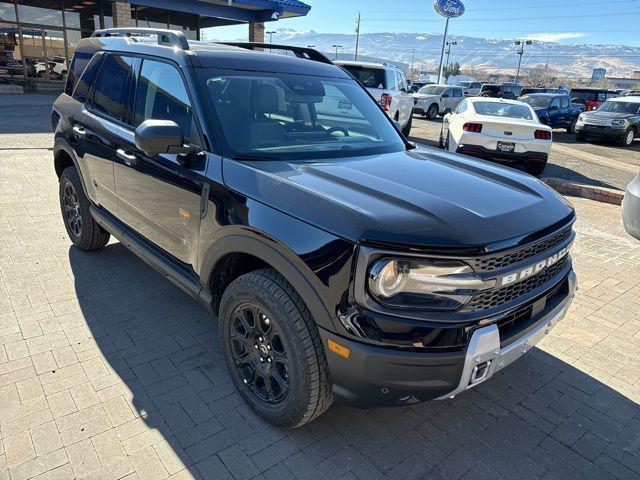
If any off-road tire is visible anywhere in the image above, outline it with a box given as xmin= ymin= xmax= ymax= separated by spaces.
xmin=59 ymin=166 xmax=110 ymax=250
xmin=426 ymin=103 xmax=439 ymax=120
xmin=219 ymin=268 xmax=333 ymax=428
xmin=401 ymin=114 xmax=413 ymax=137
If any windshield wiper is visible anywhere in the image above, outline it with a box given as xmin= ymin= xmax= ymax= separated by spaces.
xmin=230 ymin=154 xmax=280 ymax=161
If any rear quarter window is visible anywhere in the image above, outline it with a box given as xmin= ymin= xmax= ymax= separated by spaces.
xmin=64 ymin=51 xmax=94 ymax=96
xmin=71 ymin=53 xmax=102 ymax=103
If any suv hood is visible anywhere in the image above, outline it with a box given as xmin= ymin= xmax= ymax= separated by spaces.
xmin=223 ymin=148 xmax=574 ymax=250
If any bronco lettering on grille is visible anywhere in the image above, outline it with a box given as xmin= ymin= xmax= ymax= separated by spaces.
xmin=498 ymin=245 xmax=570 ymax=287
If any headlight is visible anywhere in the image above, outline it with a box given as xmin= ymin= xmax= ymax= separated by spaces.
xmin=367 ymin=258 xmax=493 ymax=310
xmin=611 ymin=119 xmax=627 ymax=128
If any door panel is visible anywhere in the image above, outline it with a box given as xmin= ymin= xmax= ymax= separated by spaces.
xmin=74 ymin=54 xmax=137 ymax=215
xmin=114 ymin=59 xmax=204 ymax=267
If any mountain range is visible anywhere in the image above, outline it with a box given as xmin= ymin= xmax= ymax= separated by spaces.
xmin=233 ymin=30 xmax=640 ymax=79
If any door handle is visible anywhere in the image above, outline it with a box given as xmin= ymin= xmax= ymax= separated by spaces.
xmin=117 ymin=149 xmax=138 ymax=166
xmin=72 ymin=125 xmax=86 ymax=137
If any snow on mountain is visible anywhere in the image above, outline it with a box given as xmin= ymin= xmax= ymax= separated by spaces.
xmin=229 ymin=30 xmax=640 ymax=78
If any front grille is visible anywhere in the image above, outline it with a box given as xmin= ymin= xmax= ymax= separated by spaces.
xmin=464 ymin=257 xmax=568 ymax=311
xmin=496 ymin=276 xmax=568 ymax=347
xmin=466 ymin=227 xmax=572 ymax=273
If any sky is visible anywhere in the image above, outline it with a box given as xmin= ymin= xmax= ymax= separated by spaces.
xmin=205 ymin=0 xmax=640 ymax=47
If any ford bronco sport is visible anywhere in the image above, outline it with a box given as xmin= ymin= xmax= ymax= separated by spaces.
xmin=53 ymin=28 xmax=577 ymax=428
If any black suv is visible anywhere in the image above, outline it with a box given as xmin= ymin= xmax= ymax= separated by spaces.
xmin=53 ymin=28 xmax=577 ymax=428
xmin=480 ymin=83 xmax=523 ymax=99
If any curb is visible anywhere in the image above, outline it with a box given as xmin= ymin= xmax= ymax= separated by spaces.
xmin=542 ymin=177 xmax=624 ymax=206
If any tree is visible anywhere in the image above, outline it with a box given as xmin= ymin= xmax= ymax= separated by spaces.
xmin=443 ymin=62 xmax=461 ymax=79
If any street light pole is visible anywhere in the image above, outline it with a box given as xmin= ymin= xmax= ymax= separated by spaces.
xmin=514 ymin=39 xmax=532 ymax=84
xmin=445 ymin=40 xmax=457 ymax=71
xmin=354 ymin=12 xmax=361 ymax=61
xmin=437 ymin=17 xmax=450 ymax=85
xmin=266 ymin=31 xmax=276 ymax=44
xmin=409 ymin=48 xmax=416 ymax=81
xmin=332 ymin=44 xmax=342 ymax=60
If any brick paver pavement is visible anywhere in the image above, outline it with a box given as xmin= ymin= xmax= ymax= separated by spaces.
xmin=2 ymin=150 xmax=640 ymax=480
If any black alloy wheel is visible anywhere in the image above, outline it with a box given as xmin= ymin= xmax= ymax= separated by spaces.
xmin=62 ymin=180 xmax=82 ymax=238
xmin=228 ymin=303 xmax=290 ymax=404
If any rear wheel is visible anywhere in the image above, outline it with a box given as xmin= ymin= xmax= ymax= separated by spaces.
xmin=59 ymin=167 xmax=110 ymax=251
xmin=426 ymin=104 xmax=439 ymax=120
xmin=526 ymin=160 xmax=547 ymax=177
xmin=219 ymin=268 xmax=333 ymax=428
xmin=401 ymin=114 xmax=413 ymax=137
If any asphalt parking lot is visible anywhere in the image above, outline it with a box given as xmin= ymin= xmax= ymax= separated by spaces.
xmin=2 ymin=94 xmax=640 ymax=480
xmin=409 ymin=115 xmax=640 ymax=191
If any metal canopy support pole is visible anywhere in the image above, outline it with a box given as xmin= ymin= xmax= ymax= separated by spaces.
xmin=13 ymin=0 xmax=28 ymax=80
xmin=437 ymin=17 xmax=449 ymax=85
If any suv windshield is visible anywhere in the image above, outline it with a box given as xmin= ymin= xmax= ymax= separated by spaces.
xmin=472 ymin=101 xmax=533 ymax=120
xmin=519 ymin=96 xmax=552 ymax=108
xmin=339 ymin=65 xmax=386 ymax=89
xmin=598 ymin=100 xmax=640 ymax=114
xmin=458 ymin=82 xmax=470 ymax=87
xmin=418 ymin=85 xmax=446 ymax=95
xmin=200 ymin=70 xmax=406 ymax=160
xmin=571 ymin=90 xmax=599 ymax=101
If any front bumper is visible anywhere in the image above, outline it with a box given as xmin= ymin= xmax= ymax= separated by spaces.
xmin=320 ymin=270 xmax=577 ymax=407
xmin=576 ymin=123 xmax=627 ymax=139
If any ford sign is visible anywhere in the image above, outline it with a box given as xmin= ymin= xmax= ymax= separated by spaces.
xmin=434 ymin=0 xmax=465 ymax=18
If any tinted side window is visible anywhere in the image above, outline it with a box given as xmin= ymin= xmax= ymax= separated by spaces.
xmin=134 ymin=60 xmax=193 ymax=142
xmin=550 ymin=97 xmax=560 ymax=109
xmin=65 ymin=51 xmax=93 ymax=96
xmin=92 ymin=55 xmax=135 ymax=120
xmin=560 ymin=97 xmax=569 ymax=108
xmin=72 ymin=53 xmax=102 ymax=103
xmin=452 ymin=88 xmax=463 ymax=98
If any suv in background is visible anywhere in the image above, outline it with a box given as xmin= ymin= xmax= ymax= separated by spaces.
xmin=575 ymin=96 xmax=640 ymax=146
xmin=570 ymin=88 xmax=618 ymax=111
xmin=52 ymin=29 xmax=577 ymax=428
xmin=480 ymin=83 xmax=523 ymax=99
xmin=336 ymin=60 xmax=414 ymax=136
xmin=457 ymin=81 xmax=483 ymax=97
xmin=521 ymin=87 xmax=568 ymax=96
xmin=412 ymin=84 xmax=464 ymax=119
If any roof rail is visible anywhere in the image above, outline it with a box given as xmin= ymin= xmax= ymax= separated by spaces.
xmin=218 ymin=42 xmax=333 ymax=65
xmin=91 ymin=28 xmax=189 ymax=50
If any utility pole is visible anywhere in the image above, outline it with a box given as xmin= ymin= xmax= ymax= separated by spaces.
xmin=333 ymin=44 xmax=342 ymax=60
xmin=544 ymin=43 xmax=552 ymax=83
xmin=514 ymin=39 xmax=532 ymax=84
xmin=354 ymin=12 xmax=361 ymax=61
xmin=437 ymin=17 xmax=450 ymax=84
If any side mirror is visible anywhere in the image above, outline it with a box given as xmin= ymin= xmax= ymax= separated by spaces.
xmin=135 ymin=120 xmax=199 ymax=158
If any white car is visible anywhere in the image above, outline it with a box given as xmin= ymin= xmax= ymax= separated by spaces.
xmin=439 ymin=97 xmax=553 ymax=176
xmin=335 ymin=61 xmax=414 ymax=136
xmin=35 ymin=56 xmax=68 ymax=79
xmin=412 ymin=84 xmax=464 ymax=120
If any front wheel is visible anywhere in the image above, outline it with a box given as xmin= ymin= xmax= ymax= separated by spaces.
xmin=566 ymin=118 xmax=577 ymax=134
xmin=59 ymin=167 xmax=110 ymax=250
xmin=426 ymin=104 xmax=439 ymax=120
xmin=618 ymin=128 xmax=636 ymax=147
xmin=219 ymin=268 xmax=333 ymax=428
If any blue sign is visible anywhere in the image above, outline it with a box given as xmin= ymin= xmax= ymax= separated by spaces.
xmin=434 ymin=0 xmax=465 ymax=18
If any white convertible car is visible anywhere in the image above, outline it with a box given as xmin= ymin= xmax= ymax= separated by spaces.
xmin=439 ymin=97 xmax=553 ymax=176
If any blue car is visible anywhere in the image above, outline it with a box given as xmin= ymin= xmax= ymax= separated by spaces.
xmin=519 ymin=93 xmax=584 ymax=132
